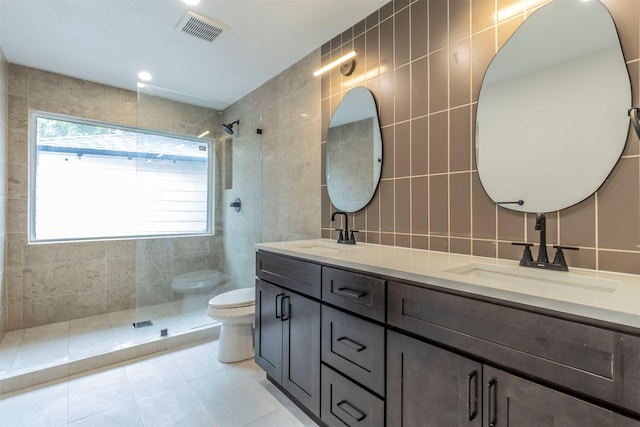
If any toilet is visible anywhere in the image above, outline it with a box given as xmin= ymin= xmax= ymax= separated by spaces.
xmin=171 ymin=270 xmax=223 ymax=294
xmin=207 ymin=287 xmax=256 ymax=363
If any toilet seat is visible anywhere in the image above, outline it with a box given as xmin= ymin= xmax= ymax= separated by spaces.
xmin=208 ymin=287 xmax=255 ymax=309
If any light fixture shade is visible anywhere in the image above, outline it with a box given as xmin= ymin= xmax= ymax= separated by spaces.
xmin=313 ymin=50 xmax=357 ymax=77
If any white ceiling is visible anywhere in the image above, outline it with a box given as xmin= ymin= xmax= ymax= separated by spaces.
xmin=0 ymin=0 xmax=388 ymax=110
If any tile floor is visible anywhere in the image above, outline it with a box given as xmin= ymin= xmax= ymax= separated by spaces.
xmin=0 ymin=296 xmax=220 ymax=393
xmin=0 ymin=339 xmax=318 ymax=427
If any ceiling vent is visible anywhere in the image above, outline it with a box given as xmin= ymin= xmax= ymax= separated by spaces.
xmin=176 ymin=10 xmax=228 ymax=43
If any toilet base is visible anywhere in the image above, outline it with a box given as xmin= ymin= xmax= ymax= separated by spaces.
xmin=217 ymin=322 xmax=254 ymax=363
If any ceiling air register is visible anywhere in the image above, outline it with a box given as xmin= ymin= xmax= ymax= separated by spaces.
xmin=176 ymin=10 xmax=228 ymax=43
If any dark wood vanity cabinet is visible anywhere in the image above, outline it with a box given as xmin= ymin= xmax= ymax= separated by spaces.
xmin=387 ymin=330 xmax=482 ymax=426
xmin=321 ymin=305 xmax=385 ymax=396
xmin=255 ymin=252 xmax=321 ymax=417
xmin=321 ymin=266 xmax=386 ymax=322
xmin=255 ymin=249 xmax=640 ymax=426
xmin=483 ymin=365 xmax=640 ymax=427
xmin=387 ymin=280 xmax=640 ymax=425
xmin=255 ymin=251 xmax=385 ymax=425
xmin=321 ymin=364 xmax=384 ymax=427
xmin=388 ymin=329 xmax=640 ymax=427
xmin=320 ymin=267 xmax=386 ymax=427
xmin=255 ymin=278 xmax=321 ymax=416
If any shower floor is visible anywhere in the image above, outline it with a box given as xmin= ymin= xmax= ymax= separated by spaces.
xmin=0 ymin=295 xmax=220 ymax=394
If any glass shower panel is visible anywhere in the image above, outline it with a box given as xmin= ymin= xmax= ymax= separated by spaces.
xmin=134 ymin=84 xmax=224 ymax=340
xmin=219 ymin=104 xmax=263 ymax=290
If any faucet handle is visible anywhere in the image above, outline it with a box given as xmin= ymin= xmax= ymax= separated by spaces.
xmin=334 ymin=228 xmax=345 ymax=242
xmin=349 ymin=230 xmax=359 ymax=244
xmin=552 ymin=245 xmax=579 ymax=270
xmin=512 ymin=242 xmax=534 ymax=264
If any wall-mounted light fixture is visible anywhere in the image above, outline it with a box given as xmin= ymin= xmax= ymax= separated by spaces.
xmin=313 ymin=50 xmax=357 ymax=77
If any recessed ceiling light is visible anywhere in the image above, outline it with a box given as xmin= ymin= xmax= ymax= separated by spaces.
xmin=137 ymin=82 xmax=146 ymax=88
xmin=137 ymin=71 xmax=152 ymax=81
xmin=182 ymin=0 xmax=200 ymax=5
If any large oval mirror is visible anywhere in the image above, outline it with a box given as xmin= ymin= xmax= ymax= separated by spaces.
xmin=476 ymin=0 xmax=631 ymax=213
xmin=326 ymin=86 xmax=383 ymax=212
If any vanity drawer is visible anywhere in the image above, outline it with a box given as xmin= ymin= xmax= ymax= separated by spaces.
xmin=322 ymin=267 xmax=385 ymax=322
xmin=256 ymin=251 xmax=321 ymax=298
xmin=321 ymin=305 xmax=385 ymax=396
xmin=388 ymin=281 xmax=640 ymax=415
xmin=321 ymin=364 xmax=384 ymax=427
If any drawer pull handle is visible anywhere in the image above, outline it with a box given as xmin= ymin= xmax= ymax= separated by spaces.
xmin=487 ymin=379 xmax=497 ymax=427
xmin=337 ymin=400 xmax=366 ymax=422
xmin=467 ymin=370 xmax=478 ymax=421
xmin=337 ymin=336 xmax=366 ymax=352
xmin=335 ymin=287 xmax=365 ymax=298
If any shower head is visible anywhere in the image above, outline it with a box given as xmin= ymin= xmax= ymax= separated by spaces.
xmin=222 ymin=119 xmax=240 ymax=135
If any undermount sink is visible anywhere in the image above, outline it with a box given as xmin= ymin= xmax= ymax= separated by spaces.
xmin=446 ymin=263 xmax=620 ymax=298
xmin=291 ymin=241 xmax=361 ymax=252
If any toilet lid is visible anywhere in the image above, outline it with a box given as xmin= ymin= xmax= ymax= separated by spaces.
xmin=209 ymin=287 xmax=255 ymax=309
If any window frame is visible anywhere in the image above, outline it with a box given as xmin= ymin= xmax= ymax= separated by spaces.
xmin=28 ymin=110 xmax=215 ymax=244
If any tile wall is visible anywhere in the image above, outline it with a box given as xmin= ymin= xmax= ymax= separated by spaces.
xmin=0 ymin=47 xmax=8 ymax=341
xmin=6 ymin=66 xmax=223 ymax=329
xmin=320 ymin=0 xmax=640 ymax=275
xmin=223 ymin=48 xmax=322 ymax=268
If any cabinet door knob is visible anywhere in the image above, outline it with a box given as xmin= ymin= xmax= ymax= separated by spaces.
xmin=337 ymin=400 xmax=366 ymax=422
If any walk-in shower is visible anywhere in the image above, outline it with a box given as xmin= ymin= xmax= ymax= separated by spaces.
xmin=0 ymin=83 xmax=263 ymax=393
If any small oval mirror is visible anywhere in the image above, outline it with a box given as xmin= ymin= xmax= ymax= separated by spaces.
xmin=475 ymin=0 xmax=631 ymax=213
xmin=326 ymin=86 xmax=383 ymax=213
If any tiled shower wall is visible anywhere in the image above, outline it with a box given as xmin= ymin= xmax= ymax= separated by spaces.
xmin=0 ymin=47 xmax=8 ymax=341
xmin=320 ymin=0 xmax=640 ymax=275
xmin=223 ymin=48 xmax=322 ymax=256
xmin=6 ymin=66 xmax=223 ymax=329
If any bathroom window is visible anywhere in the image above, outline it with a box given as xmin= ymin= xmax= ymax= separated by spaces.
xmin=29 ymin=111 xmax=213 ymax=242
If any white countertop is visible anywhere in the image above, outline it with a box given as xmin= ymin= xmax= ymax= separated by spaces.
xmin=256 ymin=239 xmax=640 ymax=330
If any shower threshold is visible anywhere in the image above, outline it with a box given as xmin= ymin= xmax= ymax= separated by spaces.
xmin=0 ymin=298 xmax=220 ymax=394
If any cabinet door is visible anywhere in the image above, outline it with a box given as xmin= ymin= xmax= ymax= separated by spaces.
xmin=282 ymin=290 xmax=321 ymax=417
xmin=387 ymin=330 xmax=482 ymax=427
xmin=255 ymin=279 xmax=283 ymax=381
xmin=483 ymin=366 xmax=640 ymax=427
